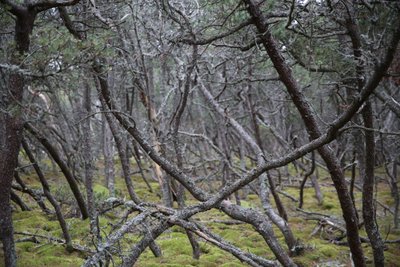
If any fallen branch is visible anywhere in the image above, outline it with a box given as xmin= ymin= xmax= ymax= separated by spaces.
xmin=14 ymin=231 xmax=93 ymax=253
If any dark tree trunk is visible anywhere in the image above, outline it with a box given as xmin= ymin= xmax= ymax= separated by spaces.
xmin=343 ymin=3 xmax=385 ymax=263
xmin=25 ymin=123 xmax=89 ymax=219
xmin=21 ymin=138 xmax=73 ymax=251
xmin=243 ymin=1 xmax=366 ymax=265
xmin=392 ymin=161 xmax=399 ymax=229
xmin=299 ymin=151 xmax=315 ymax=209
xmin=0 ymin=9 xmax=36 ymax=267
xmin=361 ymin=102 xmax=385 ymax=266
xmin=10 ymin=191 xmax=30 ymax=211
xmin=14 ymin=171 xmax=50 ymax=213
xmin=350 ymin=150 xmax=359 ymax=220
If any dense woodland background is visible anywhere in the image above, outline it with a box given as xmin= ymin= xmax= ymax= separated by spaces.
xmin=1 ymin=0 xmax=400 ymax=266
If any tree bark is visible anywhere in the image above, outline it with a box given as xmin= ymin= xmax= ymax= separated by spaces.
xmin=82 ymin=82 xmax=97 ymax=236
xmin=102 ymin=113 xmax=115 ymax=196
xmin=10 ymin=190 xmax=30 ymax=211
xmin=299 ymin=151 xmax=315 ymax=209
xmin=361 ymin=102 xmax=385 ymax=266
xmin=13 ymin=171 xmax=50 ymax=213
xmin=0 ymin=7 xmax=35 ymax=267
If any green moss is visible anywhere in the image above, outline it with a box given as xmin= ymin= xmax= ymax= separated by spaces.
xmin=8 ymin=159 xmax=400 ymax=267
xmin=157 ymin=232 xmax=193 ymax=256
xmin=220 ymin=262 xmax=243 ymax=267
xmin=16 ymin=242 xmax=36 ymax=252
xmin=14 ymin=243 xmax=84 ymax=267
xmin=319 ymin=244 xmax=339 ymax=258
xmin=93 ymin=184 xmax=109 ymax=194
xmin=13 ymin=211 xmax=59 ymax=234
xmin=201 ymin=251 xmax=229 ymax=263
xmin=322 ymin=202 xmax=335 ymax=210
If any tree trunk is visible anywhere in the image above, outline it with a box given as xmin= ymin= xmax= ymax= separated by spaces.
xmin=243 ymin=1 xmax=366 ymax=265
xmin=392 ymin=161 xmax=399 ymax=229
xmin=361 ymin=102 xmax=385 ymax=266
xmin=21 ymin=138 xmax=73 ymax=251
xmin=0 ymin=9 xmax=36 ymax=267
xmin=102 ymin=114 xmax=115 ymax=196
xmin=98 ymin=79 xmax=162 ymax=258
xmin=10 ymin=191 xmax=30 ymax=211
xmin=14 ymin=171 xmax=50 ymax=213
xmin=299 ymin=151 xmax=315 ymax=209
xmin=25 ymin=123 xmax=89 ymax=219
xmin=82 ymin=82 xmax=97 ymax=236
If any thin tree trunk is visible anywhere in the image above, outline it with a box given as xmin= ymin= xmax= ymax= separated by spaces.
xmin=299 ymin=151 xmax=315 ymax=209
xmin=21 ymin=138 xmax=73 ymax=251
xmin=130 ymin=143 xmax=153 ymax=192
xmin=343 ymin=3 xmax=385 ymax=263
xmin=169 ymin=44 xmax=201 ymax=259
xmin=14 ymin=171 xmax=50 ymax=213
xmin=259 ymin=174 xmax=298 ymax=254
xmin=99 ymin=86 xmax=162 ymax=258
xmin=246 ymin=72 xmax=290 ymax=221
xmin=267 ymin=172 xmax=288 ymax=221
xmin=391 ymin=161 xmax=399 ymax=229
xmin=82 ymin=82 xmax=98 ymax=237
xmin=310 ymin=175 xmax=323 ymax=205
xmin=10 ymin=191 xmax=30 ymax=211
xmin=102 ymin=114 xmax=115 ymax=196
xmin=25 ymin=123 xmax=89 ymax=219
xmin=361 ymin=102 xmax=385 ymax=266
xmin=350 ymin=150 xmax=359 ymax=220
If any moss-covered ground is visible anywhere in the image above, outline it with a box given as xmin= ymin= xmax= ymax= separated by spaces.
xmin=1 ymin=164 xmax=399 ymax=267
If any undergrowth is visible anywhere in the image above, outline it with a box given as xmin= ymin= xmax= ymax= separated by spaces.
xmin=1 ymin=165 xmax=399 ymax=267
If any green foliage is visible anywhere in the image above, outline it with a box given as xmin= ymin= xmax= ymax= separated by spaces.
xmin=26 ymin=20 xmax=116 ymax=76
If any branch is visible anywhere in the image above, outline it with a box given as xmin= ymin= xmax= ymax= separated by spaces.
xmin=0 ymin=0 xmax=25 ymax=16
xmin=29 ymin=0 xmax=80 ymax=11
xmin=373 ymin=90 xmax=400 ymax=118
xmin=58 ymin=6 xmax=84 ymax=40
xmin=180 ymin=19 xmax=253 ymax=45
xmin=14 ymin=231 xmax=93 ymax=253
xmin=0 ymin=63 xmax=59 ymax=78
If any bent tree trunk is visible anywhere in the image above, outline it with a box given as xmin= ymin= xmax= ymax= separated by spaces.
xmin=25 ymin=123 xmax=88 ymax=219
xmin=21 ymin=139 xmax=73 ymax=251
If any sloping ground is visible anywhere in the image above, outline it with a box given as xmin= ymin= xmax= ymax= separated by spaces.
xmin=1 ymin=167 xmax=399 ymax=267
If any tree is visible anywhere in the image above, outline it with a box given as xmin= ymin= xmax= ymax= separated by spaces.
xmin=0 ymin=1 xmax=80 ymax=265
xmin=1 ymin=1 xmax=399 ymax=266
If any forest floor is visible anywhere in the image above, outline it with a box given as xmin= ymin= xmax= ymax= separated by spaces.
xmin=1 ymin=161 xmax=399 ymax=267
